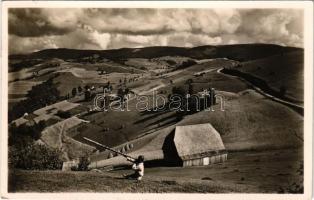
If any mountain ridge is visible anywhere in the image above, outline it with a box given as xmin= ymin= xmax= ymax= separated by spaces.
xmin=10 ymin=43 xmax=302 ymax=62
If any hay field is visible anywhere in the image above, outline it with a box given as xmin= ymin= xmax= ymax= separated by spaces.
xmin=8 ymin=80 xmax=42 ymax=103
xmin=40 ymin=116 xmax=94 ymax=160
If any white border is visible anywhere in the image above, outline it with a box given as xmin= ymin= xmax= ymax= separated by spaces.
xmin=1 ymin=1 xmax=313 ymax=200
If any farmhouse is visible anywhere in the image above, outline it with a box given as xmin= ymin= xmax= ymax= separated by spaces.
xmin=88 ymin=123 xmax=227 ymax=169
xmin=173 ymin=123 xmax=227 ymax=167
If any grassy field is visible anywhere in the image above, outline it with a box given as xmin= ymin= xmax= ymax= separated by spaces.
xmin=179 ymin=89 xmax=303 ymax=151
xmin=237 ymin=50 xmax=303 ymax=101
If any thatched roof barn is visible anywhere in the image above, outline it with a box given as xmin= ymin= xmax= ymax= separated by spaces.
xmin=88 ymin=123 xmax=227 ymax=169
xmin=174 ymin=123 xmax=227 ymax=167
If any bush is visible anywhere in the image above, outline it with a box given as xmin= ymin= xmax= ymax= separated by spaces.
xmin=9 ymin=143 xmax=63 ymax=170
xmin=140 ymin=66 xmax=147 ymax=70
xmin=56 ymin=110 xmax=71 ymax=119
xmin=9 ymin=121 xmax=46 ymax=145
xmin=176 ymin=59 xmax=197 ymax=70
xmin=72 ymin=156 xmax=90 ymax=171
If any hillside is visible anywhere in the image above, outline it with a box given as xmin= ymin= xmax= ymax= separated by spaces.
xmin=8 ymin=43 xmax=304 ymax=193
xmin=232 ymin=50 xmax=304 ymax=102
xmin=9 ymin=147 xmax=302 ymax=193
xmin=10 ymin=44 xmax=300 ymax=62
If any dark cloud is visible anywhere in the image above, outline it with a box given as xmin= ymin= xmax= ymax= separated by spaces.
xmin=9 ymin=8 xmax=75 ymax=37
xmin=8 ymin=8 xmax=304 ymax=54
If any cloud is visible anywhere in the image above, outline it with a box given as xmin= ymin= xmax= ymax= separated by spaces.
xmin=8 ymin=8 xmax=304 ymax=54
xmin=236 ymin=9 xmax=303 ymax=47
xmin=9 ymin=8 xmax=78 ymax=37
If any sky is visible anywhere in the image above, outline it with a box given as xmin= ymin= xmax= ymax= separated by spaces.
xmin=8 ymin=8 xmax=303 ymax=54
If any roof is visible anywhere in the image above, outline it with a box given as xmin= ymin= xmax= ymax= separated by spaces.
xmin=174 ymin=123 xmax=225 ymax=160
xmin=12 ymin=117 xmax=28 ymax=127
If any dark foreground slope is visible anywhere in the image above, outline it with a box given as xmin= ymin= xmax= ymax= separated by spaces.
xmin=9 ymin=148 xmax=302 ymax=193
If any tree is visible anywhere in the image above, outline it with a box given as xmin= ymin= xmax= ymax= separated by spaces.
xmin=84 ymin=85 xmax=90 ymax=91
xmin=78 ymin=86 xmax=83 ymax=93
xmin=186 ymin=79 xmax=194 ymax=95
xmin=85 ymin=90 xmax=91 ymax=101
xmin=72 ymin=88 xmax=77 ymax=97
xmin=124 ymin=88 xmax=130 ymax=95
xmin=56 ymin=110 xmax=71 ymax=119
xmin=9 ymin=143 xmax=63 ymax=170
xmin=76 ymin=156 xmax=90 ymax=171
xmin=188 ymin=83 xmax=194 ymax=95
xmin=172 ymin=86 xmax=187 ymax=97
xmin=117 ymin=88 xmax=124 ymax=102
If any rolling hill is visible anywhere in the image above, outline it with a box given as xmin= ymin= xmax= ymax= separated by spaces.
xmin=10 ymin=44 xmax=301 ymax=62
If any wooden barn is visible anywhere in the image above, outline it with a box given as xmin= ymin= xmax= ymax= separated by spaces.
xmin=87 ymin=123 xmax=227 ymax=169
xmin=173 ymin=123 xmax=227 ymax=167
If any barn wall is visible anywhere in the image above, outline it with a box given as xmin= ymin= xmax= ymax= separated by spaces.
xmin=182 ymin=153 xmax=227 ymax=167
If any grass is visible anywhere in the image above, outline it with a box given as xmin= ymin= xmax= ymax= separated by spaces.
xmin=178 ymin=89 xmax=303 ymax=151
xmin=10 ymin=170 xmax=245 ymax=193
xmin=74 ymin=96 xmax=178 ymax=148
xmin=237 ymin=50 xmax=303 ymax=101
xmin=8 ymin=170 xmax=245 ymax=193
xmin=8 ymin=148 xmax=302 ymax=193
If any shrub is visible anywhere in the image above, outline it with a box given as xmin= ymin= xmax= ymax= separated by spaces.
xmin=9 ymin=143 xmax=63 ymax=170
xmin=74 ymin=156 xmax=90 ymax=171
xmin=140 ymin=66 xmax=147 ymax=70
xmin=9 ymin=121 xmax=46 ymax=145
xmin=176 ymin=59 xmax=197 ymax=70
xmin=56 ymin=110 xmax=71 ymax=119
xmin=72 ymin=88 xmax=77 ymax=97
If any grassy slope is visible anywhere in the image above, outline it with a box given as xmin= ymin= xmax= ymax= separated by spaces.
xmin=9 ymin=148 xmax=302 ymax=193
xmin=91 ymin=89 xmax=303 ymax=164
xmin=79 ymin=57 xmax=303 ymax=158
xmin=75 ymin=96 xmax=178 ymax=148
xmin=8 ymin=45 xmax=304 ymax=193
xmin=53 ymin=72 xmax=84 ymax=96
xmin=237 ymin=50 xmax=303 ymax=101
xmin=8 ymin=169 xmax=245 ymax=193
xmin=178 ymin=89 xmax=303 ymax=151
